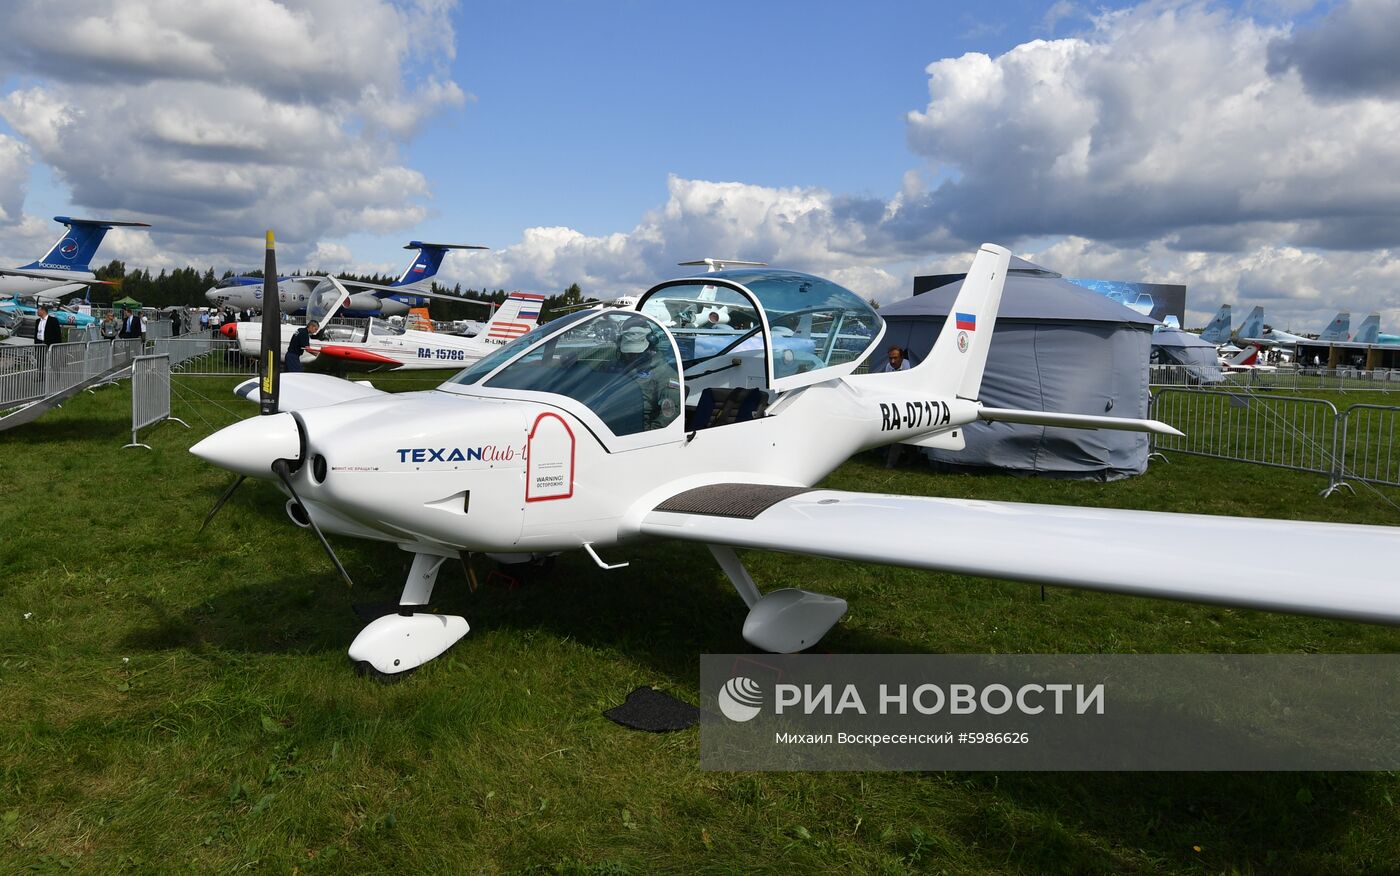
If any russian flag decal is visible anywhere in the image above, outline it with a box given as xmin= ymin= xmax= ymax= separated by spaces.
xmin=955 ymin=312 xmax=976 ymax=331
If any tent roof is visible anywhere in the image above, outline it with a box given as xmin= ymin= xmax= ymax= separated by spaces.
xmin=1151 ymin=326 xmax=1217 ymax=349
xmin=883 ymin=268 xmax=1158 ymax=326
xmin=112 ymin=296 xmax=142 ymax=307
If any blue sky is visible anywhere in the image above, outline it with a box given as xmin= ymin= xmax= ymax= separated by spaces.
xmin=1 ymin=0 xmax=1399 ymax=330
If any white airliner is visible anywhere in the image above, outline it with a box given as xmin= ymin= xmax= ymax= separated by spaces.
xmin=206 ymin=241 xmax=487 ymax=317
xmin=0 ymin=216 xmax=148 ymax=299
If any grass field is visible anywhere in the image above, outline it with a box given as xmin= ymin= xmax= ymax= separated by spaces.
xmin=3 ymin=371 xmax=1400 ymax=874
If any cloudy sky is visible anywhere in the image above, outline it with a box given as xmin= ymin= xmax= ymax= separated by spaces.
xmin=1 ymin=0 xmax=1398 ymax=330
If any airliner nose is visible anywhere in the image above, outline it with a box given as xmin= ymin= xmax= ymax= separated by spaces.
xmin=191 ymin=412 xmax=301 ymax=479
xmin=220 ymin=322 xmax=237 ymax=339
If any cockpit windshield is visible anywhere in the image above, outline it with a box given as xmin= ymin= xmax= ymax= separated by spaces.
xmin=443 ymin=309 xmax=593 ymax=386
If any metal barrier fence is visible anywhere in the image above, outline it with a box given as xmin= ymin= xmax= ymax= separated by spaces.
xmin=0 ymin=338 xmax=147 ymax=412
xmin=125 ymin=354 xmax=188 ymax=449
xmin=1149 ymin=388 xmax=1400 ymax=495
xmin=153 ymin=333 xmax=257 ymax=376
xmin=1151 ymin=364 xmax=1400 ymax=392
xmin=1337 ymin=405 xmax=1400 ymax=490
xmin=1150 ymin=388 xmax=1341 ymax=480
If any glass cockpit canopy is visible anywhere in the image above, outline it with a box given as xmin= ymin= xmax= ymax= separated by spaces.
xmin=637 ymin=269 xmax=883 ymax=390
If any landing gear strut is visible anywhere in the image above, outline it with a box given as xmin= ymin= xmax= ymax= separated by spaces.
xmin=707 ymin=545 xmax=847 ymax=653
xmin=348 ymin=550 xmax=470 ymax=677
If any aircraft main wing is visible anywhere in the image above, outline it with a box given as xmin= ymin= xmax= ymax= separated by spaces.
xmin=640 ymin=485 xmax=1400 ymax=624
xmin=234 ymin=373 xmax=386 ymax=411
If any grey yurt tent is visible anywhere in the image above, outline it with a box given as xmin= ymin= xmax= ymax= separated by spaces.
xmin=1151 ymin=325 xmax=1223 ymax=384
xmin=879 ymin=257 xmax=1157 ymax=479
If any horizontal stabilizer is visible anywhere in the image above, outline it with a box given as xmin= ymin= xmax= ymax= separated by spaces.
xmin=977 ymin=407 xmax=1183 ymax=437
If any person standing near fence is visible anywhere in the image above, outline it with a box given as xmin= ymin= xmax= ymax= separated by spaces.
xmin=34 ymin=305 xmax=62 ymax=347
xmin=120 ymin=308 xmax=141 ymax=339
xmin=100 ymin=311 xmax=118 ymax=339
xmin=171 ymin=310 xmax=183 ymax=336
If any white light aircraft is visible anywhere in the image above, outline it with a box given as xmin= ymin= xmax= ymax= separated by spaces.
xmin=192 ymin=239 xmax=1400 ymax=679
xmin=301 ymin=283 xmax=545 ymax=371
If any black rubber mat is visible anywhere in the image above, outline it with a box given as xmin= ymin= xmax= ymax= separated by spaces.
xmin=653 ymin=482 xmax=812 ymax=519
xmin=603 ymin=686 xmax=700 ymax=732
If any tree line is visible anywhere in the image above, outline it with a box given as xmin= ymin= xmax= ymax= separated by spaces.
xmin=89 ymin=261 xmax=591 ymax=323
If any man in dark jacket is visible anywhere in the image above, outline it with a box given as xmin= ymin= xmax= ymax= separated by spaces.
xmin=119 ymin=308 xmax=142 ymax=339
xmin=34 ymin=305 xmax=62 ymax=345
xmin=35 ymin=305 xmax=62 ymax=346
xmin=284 ymin=320 xmax=319 ymax=372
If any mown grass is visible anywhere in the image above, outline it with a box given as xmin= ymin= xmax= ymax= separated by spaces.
xmin=2 ymin=371 xmax=1400 ymax=874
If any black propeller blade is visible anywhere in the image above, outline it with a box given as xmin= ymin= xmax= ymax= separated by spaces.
xmin=259 ymin=229 xmax=280 ymax=416
xmin=199 ymin=474 xmax=247 ymax=533
xmin=272 ymin=458 xmax=355 ymax=589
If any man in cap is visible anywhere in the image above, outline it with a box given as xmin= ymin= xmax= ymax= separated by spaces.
xmin=615 ymin=321 xmax=680 ymax=431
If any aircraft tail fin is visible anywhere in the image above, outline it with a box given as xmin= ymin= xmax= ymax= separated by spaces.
xmin=394 ymin=241 xmax=488 ymax=289
xmin=1199 ymin=304 xmax=1232 ymax=344
xmin=481 ymin=292 xmax=545 ymax=344
xmin=1351 ymin=313 xmax=1379 ymax=345
xmin=1318 ymin=311 xmax=1351 ymax=342
xmin=19 ymin=216 xmax=149 ymax=273
xmin=1236 ymin=305 xmax=1265 ymax=340
xmin=909 ymin=243 xmax=1012 ymax=400
xmin=1225 ymin=343 xmax=1261 ymax=368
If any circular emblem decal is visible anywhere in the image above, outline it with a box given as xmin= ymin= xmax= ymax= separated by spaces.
xmin=957 ymin=331 xmax=969 ymax=353
xmin=718 ymin=676 xmax=763 ymax=722
xmin=58 ymin=238 xmax=79 ymax=259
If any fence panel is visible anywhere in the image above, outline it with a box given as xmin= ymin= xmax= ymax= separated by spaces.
xmin=1337 ymin=405 xmax=1400 ymax=489
xmin=1150 ymin=389 xmax=1341 ymax=481
xmin=125 ymin=354 xmax=188 ymax=448
xmin=0 ymin=344 xmax=44 ymax=409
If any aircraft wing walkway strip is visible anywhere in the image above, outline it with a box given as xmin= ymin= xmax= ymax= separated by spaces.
xmin=652 ymin=483 xmax=814 ymax=519
xmin=641 ymin=488 xmax=1400 ymax=624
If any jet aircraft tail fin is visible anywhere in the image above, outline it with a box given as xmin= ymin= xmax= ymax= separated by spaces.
xmin=393 ymin=241 xmax=488 ymax=290
xmin=1225 ymin=343 xmax=1262 ymax=368
xmin=1199 ymin=304 xmax=1232 ymax=344
xmin=1318 ymin=311 xmax=1351 ymax=342
xmin=1236 ymin=306 xmax=1265 ymax=341
xmin=1351 ymin=313 xmax=1380 ymax=345
xmin=481 ymin=292 xmax=546 ymax=345
xmin=907 ymin=243 xmax=1011 ymax=401
xmin=18 ymin=216 xmax=150 ymax=273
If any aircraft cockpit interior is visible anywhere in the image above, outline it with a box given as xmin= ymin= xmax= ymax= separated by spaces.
xmin=440 ymin=271 xmax=883 ymax=443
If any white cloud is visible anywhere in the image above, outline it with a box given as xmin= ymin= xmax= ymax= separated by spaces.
xmin=0 ymin=135 xmax=31 ymax=223
xmin=0 ymin=0 xmax=463 ymax=266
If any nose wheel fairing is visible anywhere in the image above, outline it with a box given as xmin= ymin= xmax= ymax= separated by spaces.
xmin=348 ymin=551 xmax=470 ymax=676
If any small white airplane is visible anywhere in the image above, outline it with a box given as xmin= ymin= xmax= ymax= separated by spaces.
xmin=231 ymin=281 xmax=543 ymax=370
xmin=0 ymin=216 xmax=148 ymax=300
xmin=206 ymin=240 xmax=488 ymax=317
xmin=192 ymin=238 xmax=1400 ymax=679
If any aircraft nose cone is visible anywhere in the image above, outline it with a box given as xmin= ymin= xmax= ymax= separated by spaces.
xmin=190 ymin=412 xmax=302 ymax=479
xmin=220 ymin=323 xmax=237 ymax=339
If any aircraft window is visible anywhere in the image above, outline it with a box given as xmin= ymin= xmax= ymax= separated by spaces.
xmin=641 ymin=283 xmax=768 ymax=392
xmin=484 ymin=312 xmax=681 ymax=436
xmin=444 ymin=310 xmax=593 ymax=386
xmin=639 ymin=271 xmax=882 ymax=389
xmin=372 ymin=317 xmax=405 ymax=336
